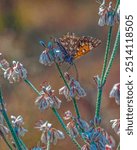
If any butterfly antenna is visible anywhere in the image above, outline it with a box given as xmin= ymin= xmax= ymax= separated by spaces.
xmin=73 ymin=62 xmax=79 ymax=81
xmin=66 ymin=64 xmax=72 ymax=72
xmin=39 ymin=41 xmax=46 ymax=48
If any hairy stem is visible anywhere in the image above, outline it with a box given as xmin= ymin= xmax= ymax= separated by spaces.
xmin=95 ymin=87 xmax=102 ymax=118
xmin=102 ymin=27 xmax=120 ymax=85
xmin=101 ymin=26 xmax=113 ymax=83
xmin=19 ymin=138 xmax=28 ymax=150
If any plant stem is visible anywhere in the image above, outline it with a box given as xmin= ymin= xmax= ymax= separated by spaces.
xmin=95 ymin=0 xmax=120 ymax=119
xmin=46 ymin=140 xmax=50 ymax=150
xmin=102 ymin=26 xmax=120 ymax=85
xmin=19 ymin=138 xmax=28 ymax=150
xmin=101 ymin=26 xmax=113 ymax=83
xmin=0 ymin=88 xmax=23 ymax=150
xmin=24 ymin=79 xmax=81 ymax=149
xmin=117 ymin=143 xmax=120 ymax=150
xmin=24 ymin=79 xmax=40 ymax=95
xmin=55 ymin=63 xmax=80 ymax=119
xmin=95 ymin=87 xmax=102 ymax=118
xmin=95 ymin=27 xmax=120 ymax=118
xmin=0 ymin=130 xmax=13 ymax=150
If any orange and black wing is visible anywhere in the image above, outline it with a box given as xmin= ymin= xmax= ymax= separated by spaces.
xmin=74 ymin=36 xmax=101 ymax=59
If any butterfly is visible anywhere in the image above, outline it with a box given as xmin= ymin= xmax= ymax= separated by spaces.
xmin=55 ymin=32 xmax=101 ymax=64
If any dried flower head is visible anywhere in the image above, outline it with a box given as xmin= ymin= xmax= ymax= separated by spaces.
xmin=39 ymin=41 xmax=64 ymax=66
xmin=98 ymin=1 xmax=118 ymax=27
xmin=98 ymin=2 xmax=108 ymax=26
xmin=35 ymin=82 xmax=61 ymax=111
xmin=0 ymin=53 xmax=10 ymax=70
xmin=64 ymin=110 xmax=89 ymax=138
xmin=110 ymin=119 xmax=120 ymax=136
xmin=115 ymin=5 xmax=120 ymax=23
xmin=63 ymin=110 xmax=73 ymax=120
xmin=67 ymin=121 xmax=79 ymax=138
xmin=109 ymin=83 xmax=120 ymax=105
xmin=36 ymin=120 xmax=65 ymax=145
xmin=11 ymin=115 xmax=27 ymax=136
xmin=59 ymin=72 xmax=86 ymax=101
xmin=4 ymin=61 xmax=27 ymax=83
xmin=106 ymin=2 xmax=115 ymax=26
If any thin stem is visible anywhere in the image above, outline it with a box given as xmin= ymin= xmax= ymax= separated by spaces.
xmin=24 ymin=79 xmax=40 ymax=95
xmin=0 ymin=88 xmax=23 ymax=150
xmin=24 ymin=79 xmax=81 ymax=149
xmin=0 ymin=130 xmax=13 ymax=150
xmin=74 ymin=121 xmax=88 ymax=144
xmin=55 ymin=63 xmax=69 ymax=89
xmin=52 ymin=108 xmax=81 ymax=149
xmin=73 ymin=62 xmax=79 ymax=81
xmin=117 ymin=143 xmax=120 ymax=150
xmin=55 ymin=63 xmax=80 ymax=119
xmin=46 ymin=140 xmax=50 ymax=150
xmin=95 ymin=87 xmax=102 ymax=118
xmin=101 ymin=26 xmax=113 ymax=83
xmin=102 ymin=26 xmax=120 ymax=85
xmin=19 ymin=138 xmax=28 ymax=150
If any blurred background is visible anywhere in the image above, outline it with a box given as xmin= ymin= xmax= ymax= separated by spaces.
xmin=0 ymin=0 xmax=119 ymax=149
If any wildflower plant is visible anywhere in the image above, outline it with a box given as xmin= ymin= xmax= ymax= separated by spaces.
xmin=0 ymin=0 xmax=120 ymax=149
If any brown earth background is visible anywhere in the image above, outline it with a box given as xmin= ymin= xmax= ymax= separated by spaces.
xmin=0 ymin=0 xmax=119 ymax=149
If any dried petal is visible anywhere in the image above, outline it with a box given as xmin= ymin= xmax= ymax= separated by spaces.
xmin=39 ymin=41 xmax=64 ymax=66
xmin=11 ymin=115 xmax=27 ymax=137
xmin=63 ymin=110 xmax=72 ymax=120
xmin=106 ymin=2 xmax=115 ymax=26
xmin=3 ymin=61 xmax=27 ymax=83
xmin=59 ymin=72 xmax=86 ymax=101
xmin=110 ymin=119 xmax=120 ymax=135
xmin=109 ymin=83 xmax=120 ymax=105
xmin=36 ymin=120 xmax=64 ymax=145
xmin=67 ymin=122 xmax=79 ymax=138
xmin=98 ymin=4 xmax=108 ymax=26
xmin=35 ymin=83 xmax=61 ymax=111
xmin=59 ymin=86 xmax=72 ymax=101
xmin=39 ymin=49 xmax=54 ymax=66
xmin=0 ymin=56 xmax=10 ymax=70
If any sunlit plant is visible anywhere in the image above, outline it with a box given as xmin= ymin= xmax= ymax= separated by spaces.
xmin=0 ymin=0 xmax=120 ymax=149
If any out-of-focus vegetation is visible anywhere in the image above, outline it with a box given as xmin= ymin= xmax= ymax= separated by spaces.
xmin=0 ymin=0 xmax=119 ymax=149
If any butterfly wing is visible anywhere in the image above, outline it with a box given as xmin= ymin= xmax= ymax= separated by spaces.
xmin=59 ymin=33 xmax=79 ymax=57
xmin=74 ymin=36 xmax=101 ymax=59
